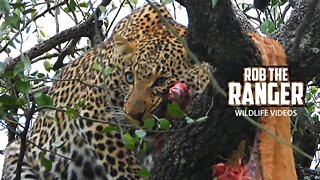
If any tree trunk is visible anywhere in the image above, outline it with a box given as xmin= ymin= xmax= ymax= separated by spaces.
xmin=274 ymin=0 xmax=320 ymax=171
xmin=151 ymin=1 xmax=260 ymax=179
xmin=273 ymin=0 xmax=320 ymax=83
xmin=151 ymin=0 xmax=320 ymax=179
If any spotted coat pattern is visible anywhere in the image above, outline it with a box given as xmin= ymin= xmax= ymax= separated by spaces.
xmin=2 ymin=3 xmax=210 ymax=180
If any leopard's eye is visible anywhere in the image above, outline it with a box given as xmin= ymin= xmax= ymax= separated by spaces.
xmin=125 ymin=72 xmax=135 ymax=84
xmin=153 ymin=77 xmax=167 ymax=86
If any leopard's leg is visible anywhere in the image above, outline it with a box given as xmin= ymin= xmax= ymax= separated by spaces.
xmin=2 ymin=141 xmax=40 ymax=180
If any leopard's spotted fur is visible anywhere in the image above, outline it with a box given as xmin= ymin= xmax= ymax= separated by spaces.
xmin=2 ymin=3 xmax=210 ymax=180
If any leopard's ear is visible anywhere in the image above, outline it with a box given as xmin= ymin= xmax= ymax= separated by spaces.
xmin=113 ymin=34 xmax=135 ymax=61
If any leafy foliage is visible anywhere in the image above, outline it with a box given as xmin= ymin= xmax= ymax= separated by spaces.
xmin=138 ymin=167 xmax=150 ymax=179
xmin=143 ymin=118 xmax=156 ymax=129
xmin=305 ymin=85 xmax=320 ymax=119
xmin=260 ymin=20 xmax=276 ymax=34
xmin=101 ymin=126 xmax=119 ymax=134
xmin=122 ymin=133 xmax=137 ymax=149
xmin=237 ymin=0 xmax=289 ymax=34
xmin=135 ymin=129 xmax=147 ymax=138
xmin=40 ymin=152 xmax=52 ymax=171
xmin=34 ymin=92 xmax=53 ymax=107
xmin=157 ymin=118 xmax=171 ymax=129
xmin=167 ymin=102 xmax=184 ymax=118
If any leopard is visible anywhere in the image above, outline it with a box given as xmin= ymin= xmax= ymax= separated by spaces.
xmin=1 ymin=3 xmax=210 ymax=180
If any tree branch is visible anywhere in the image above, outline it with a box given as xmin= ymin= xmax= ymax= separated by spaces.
xmin=4 ymin=20 xmax=102 ymax=71
xmin=291 ymin=0 xmax=319 ymax=61
xmin=15 ymin=103 xmax=36 ymax=180
xmin=0 ymin=1 xmax=66 ymax=54
xmin=4 ymin=0 xmax=112 ymax=72
xmin=274 ymin=0 xmax=320 ymax=83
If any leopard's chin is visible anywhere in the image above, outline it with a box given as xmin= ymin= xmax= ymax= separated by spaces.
xmin=124 ymin=99 xmax=169 ymax=127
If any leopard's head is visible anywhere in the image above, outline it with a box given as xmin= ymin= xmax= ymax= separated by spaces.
xmin=113 ymin=34 xmax=210 ymax=126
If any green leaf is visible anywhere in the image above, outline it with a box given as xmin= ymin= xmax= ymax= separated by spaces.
xmin=138 ymin=167 xmax=150 ymax=178
xmin=65 ymin=108 xmax=77 ymax=118
xmin=7 ymin=14 xmax=21 ymax=29
xmin=157 ymin=118 xmax=171 ymax=129
xmin=141 ymin=141 xmax=148 ymax=152
xmin=30 ymin=70 xmax=38 ymax=76
xmin=260 ymin=20 xmax=276 ymax=34
xmin=279 ymin=0 xmax=287 ymax=5
xmin=126 ymin=0 xmax=138 ymax=5
xmin=0 ymin=94 xmax=24 ymax=109
xmin=13 ymin=61 xmax=24 ymax=76
xmin=0 ymin=0 xmax=10 ymax=16
xmin=271 ymin=0 xmax=286 ymax=6
xmin=307 ymin=103 xmax=316 ymax=113
xmin=135 ymin=129 xmax=146 ymax=138
xmin=161 ymin=0 xmax=173 ymax=5
xmin=36 ymin=72 xmax=46 ymax=78
xmin=43 ymin=61 xmax=51 ymax=72
xmin=122 ymin=133 xmax=135 ymax=149
xmin=34 ymin=92 xmax=53 ymax=107
xmin=0 ymin=95 xmax=15 ymax=105
xmin=21 ymin=55 xmax=31 ymax=71
xmin=167 ymin=102 xmax=184 ymax=118
xmin=11 ymin=2 xmax=25 ymax=9
xmin=211 ymin=0 xmax=219 ymax=8
xmin=311 ymin=86 xmax=318 ymax=94
xmin=40 ymin=156 xmax=52 ymax=171
xmin=305 ymin=92 xmax=312 ymax=101
xmin=23 ymin=8 xmax=36 ymax=14
xmin=241 ymin=3 xmax=251 ymax=13
xmin=64 ymin=7 xmax=70 ymax=13
xmin=79 ymin=2 xmax=87 ymax=8
xmin=98 ymin=5 xmax=107 ymax=13
xmin=185 ymin=116 xmax=195 ymax=124
xmin=16 ymin=80 xmax=31 ymax=94
xmin=73 ymin=99 xmax=85 ymax=109
xmin=31 ymin=9 xmax=38 ymax=18
xmin=2 ymin=71 xmax=13 ymax=79
xmin=143 ymin=118 xmax=156 ymax=129
xmin=271 ymin=0 xmax=278 ymax=6
xmin=0 ymin=21 xmax=8 ymax=30
xmin=92 ymin=62 xmax=101 ymax=71
xmin=8 ymin=40 xmax=16 ymax=49
xmin=69 ymin=0 xmax=76 ymax=11
xmin=103 ymin=66 xmax=115 ymax=76
xmin=0 ymin=61 xmax=6 ymax=76
xmin=51 ymin=140 xmax=65 ymax=148
xmin=39 ymin=30 xmax=46 ymax=37
xmin=101 ymin=126 xmax=118 ymax=134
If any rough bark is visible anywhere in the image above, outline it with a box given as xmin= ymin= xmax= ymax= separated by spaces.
xmin=273 ymin=0 xmax=320 ymax=83
xmin=292 ymin=107 xmax=320 ymax=168
xmin=151 ymin=1 xmax=260 ymax=179
xmin=274 ymin=0 xmax=320 ymax=169
xmin=151 ymin=0 xmax=320 ymax=179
